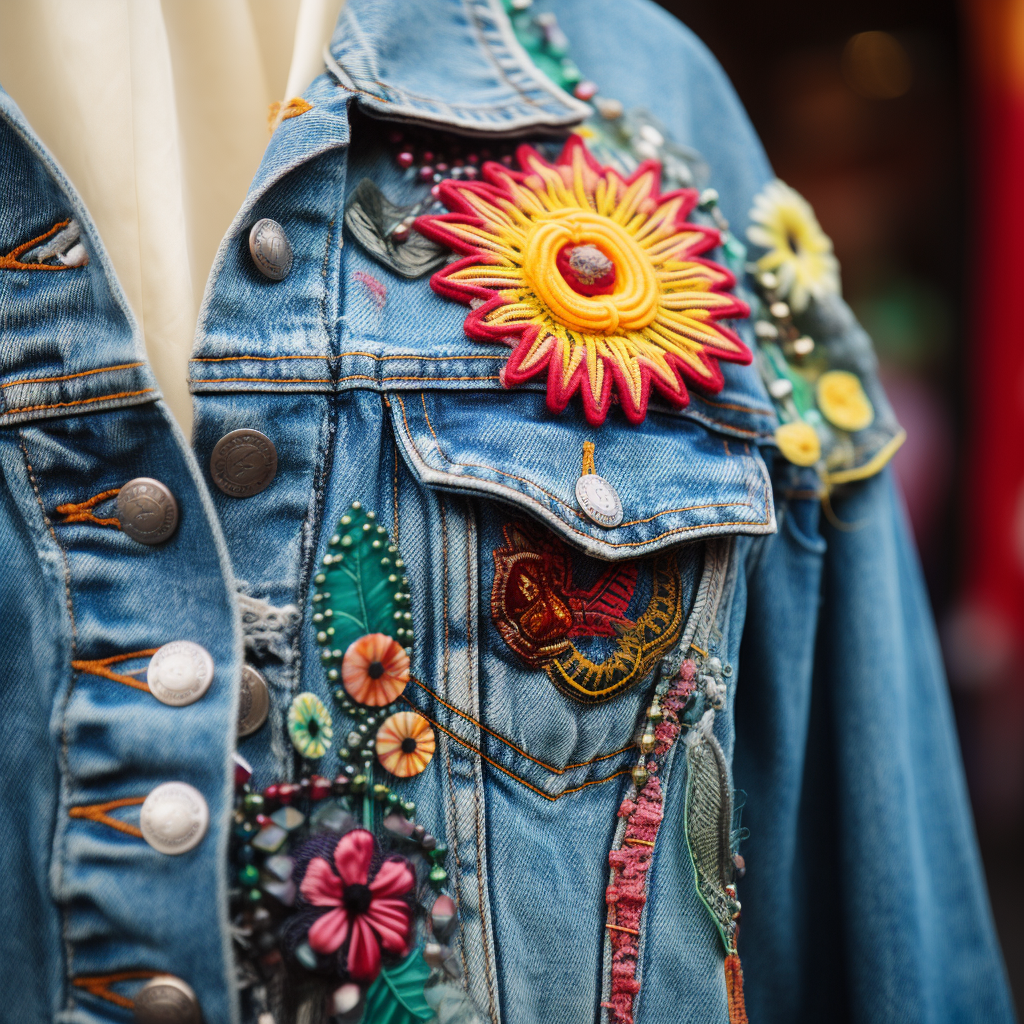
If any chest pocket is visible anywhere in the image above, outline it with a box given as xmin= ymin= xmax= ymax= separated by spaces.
xmin=387 ymin=386 xmax=773 ymax=797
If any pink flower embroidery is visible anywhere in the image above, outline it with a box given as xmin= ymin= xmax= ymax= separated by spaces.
xmin=299 ymin=828 xmax=414 ymax=981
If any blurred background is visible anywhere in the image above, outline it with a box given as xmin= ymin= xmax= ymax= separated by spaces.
xmin=656 ymin=0 xmax=1024 ymax=1007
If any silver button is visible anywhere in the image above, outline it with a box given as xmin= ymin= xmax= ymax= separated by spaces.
xmin=147 ymin=642 xmax=214 ymax=706
xmin=237 ymin=665 xmax=270 ymax=738
xmin=117 ymin=478 xmax=179 ymax=545
xmin=209 ymin=429 xmax=278 ymax=498
xmin=248 ymin=218 xmax=293 ymax=281
xmin=575 ymin=473 xmax=623 ymax=528
xmin=140 ymin=782 xmax=209 ymax=855
xmin=134 ymin=975 xmax=201 ymax=1024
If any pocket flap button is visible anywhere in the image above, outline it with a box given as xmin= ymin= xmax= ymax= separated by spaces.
xmin=575 ymin=473 xmax=623 ymax=528
xmin=116 ymin=478 xmax=179 ymax=544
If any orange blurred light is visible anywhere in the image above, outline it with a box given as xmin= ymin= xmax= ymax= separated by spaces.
xmin=842 ymin=31 xmax=913 ymax=98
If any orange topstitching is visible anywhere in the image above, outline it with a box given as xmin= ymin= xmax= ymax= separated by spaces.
xmin=72 ymin=971 xmax=158 ymax=1011
xmin=1 ymin=362 xmax=145 ymax=390
xmin=56 ymin=487 xmax=122 ymax=529
xmin=72 ymin=649 xmax=159 ymax=693
xmin=0 ymin=219 xmax=74 ymax=272
xmin=4 ymin=388 xmax=154 ymax=417
xmin=68 ymin=796 xmax=146 ymax=838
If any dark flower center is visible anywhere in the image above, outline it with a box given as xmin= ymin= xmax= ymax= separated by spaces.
xmin=307 ymin=719 xmax=319 ymax=737
xmin=368 ymin=660 xmax=385 ymax=679
xmin=342 ymin=883 xmax=373 ymax=915
xmin=401 ymin=737 xmax=418 ymax=754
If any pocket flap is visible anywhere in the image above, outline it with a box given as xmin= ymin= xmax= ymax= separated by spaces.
xmin=389 ymin=390 xmax=775 ymax=560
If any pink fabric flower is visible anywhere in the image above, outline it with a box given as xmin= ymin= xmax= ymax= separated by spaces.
xmin=299 ymin=829 xmax=414 ymax=981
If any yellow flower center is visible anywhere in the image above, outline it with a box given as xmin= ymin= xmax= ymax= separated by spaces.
xmin=522 ymin=209 xmax=661 ymax=335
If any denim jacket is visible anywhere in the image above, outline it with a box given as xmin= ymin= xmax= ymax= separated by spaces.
xmin=0 ymin=2 xmax=1013 ymax=1024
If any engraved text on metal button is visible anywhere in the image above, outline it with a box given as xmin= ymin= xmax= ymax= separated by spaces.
xmin=134 ymin=976 xmax=202 ymax=1024
xmin=248 ymin=218 xmax=293 ymax=281
xmin=210 ymin=429 xmax=278 ymax=498
xmin=117 ymin=478 xmax=179 ymax=544
xmin=575 ymin=473 xmax=623 ymax=528
xmin=237 ymin=665 xmax=270 ymax=738
xmin=147 ymin=641 xmax=214 ymax=706
xmin=140 ymin=782 xmax=209 ymax=855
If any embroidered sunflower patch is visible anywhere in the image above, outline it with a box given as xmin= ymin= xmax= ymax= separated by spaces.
xmin=491 ymin=521 xmax=684 ymax=704
xmin=415 ymin=136 xmax=750 ymax=425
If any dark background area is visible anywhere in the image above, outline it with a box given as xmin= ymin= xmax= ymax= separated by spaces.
xmin=652 ymin=0 xmax=1024 ymax=1010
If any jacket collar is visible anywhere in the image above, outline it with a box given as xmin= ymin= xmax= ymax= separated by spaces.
xmin=325 ymin=0 xmax=591 ymax=136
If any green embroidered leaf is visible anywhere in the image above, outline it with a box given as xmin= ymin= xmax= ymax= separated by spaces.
xmin=344 ymin=178 xmax=448 ymax=280
xmin=312 ymin=503 xmax=412 ymax=668
xmin=360 ymin=950 xmax=433 ymax=1024
xmin=684 ymin=727 xmax=740 ymax=953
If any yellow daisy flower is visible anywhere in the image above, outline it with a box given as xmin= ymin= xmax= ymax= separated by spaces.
xmin=774 ymin=421 xmax=822 ymax=466
xmin=816 ymin=370 xmax=874 ymax=432
xmin=747 ymin=180 xmax=840 ymax=313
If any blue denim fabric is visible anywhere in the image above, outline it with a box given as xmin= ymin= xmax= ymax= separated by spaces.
xmin=0 ymin=1 xmax=1014 ymax=1023
xmin=0 ymin=88 xmax=242 ymax=1023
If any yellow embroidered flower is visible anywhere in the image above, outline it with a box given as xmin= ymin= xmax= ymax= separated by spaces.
xmin=816 ymin=370 xmax=874 ymax=432
xmin=774 ymin=421 xmax=821 ymax=466
xmin=415 ymin=136 xmax=750 ymax=425
xmin=747 ymin=180 xmax=840 ymax=313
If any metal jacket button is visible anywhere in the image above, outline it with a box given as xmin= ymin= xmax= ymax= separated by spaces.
xmin=140 ymin=782 xmax=209 ymax=855
xmin=575 ymin=473 xmax=623 ymax=528
xmin=117 ymin=478 xmax=179 ymax=544
xmin=237 ymin=665 xmax=270 ymax=737
xmin=147 ymin=641 xmax=214 ymax=706
xmin=209 ymin=429 xmax=278 ymax=497
xmin=134 ymin=975 xmax=201 ymax=1024
xmin=248 ymin=218 xmax=293 ymax=280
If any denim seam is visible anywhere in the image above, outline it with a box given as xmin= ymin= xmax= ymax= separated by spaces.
xmin=466 ymin=505 xmax=500 ymax=1024
xmin=1 ymin=387 xmax=155 ymax=420
xmin=17 ymin=434 xmax=78 ymax=1013
xmin=437 ymin=497 xmax=472 ymax=985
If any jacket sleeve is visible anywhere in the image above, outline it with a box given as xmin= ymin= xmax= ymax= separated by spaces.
xmin=733 ymin=467 xmax=1015 ymax=1024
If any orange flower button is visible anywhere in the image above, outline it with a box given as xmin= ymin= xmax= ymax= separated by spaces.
xmin=375 ymin=711 xmax=436 ymax=778
xmin=341 ymin=633 xmax=410 ymax=707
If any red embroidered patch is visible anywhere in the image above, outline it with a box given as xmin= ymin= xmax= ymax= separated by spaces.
xmin=415 ymin=135 xmax=750 ymax=426
xmin=491 ymin=521 xmax=683 ymax=703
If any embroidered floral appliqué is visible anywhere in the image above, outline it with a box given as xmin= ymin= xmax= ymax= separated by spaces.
xmin=415 ymin=136 xmax=750 ymax=425
xmin=491 ymin=521 xmax=683 ymax=703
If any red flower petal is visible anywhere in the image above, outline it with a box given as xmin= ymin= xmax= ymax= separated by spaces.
xmin=334 ymin=829 xmax=373 ymax=887
xmin=368 ymin=858 xmax=416 ymax=899
xmin=300 ymin=856 xmax=343 ymax=907
xmin=308 ymin=907 xmax=350 ymax=954
xmin=365 ymin=898 xmax=412 ymax=953
xmin=346 ymin=915 xmax=382 ymax=981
